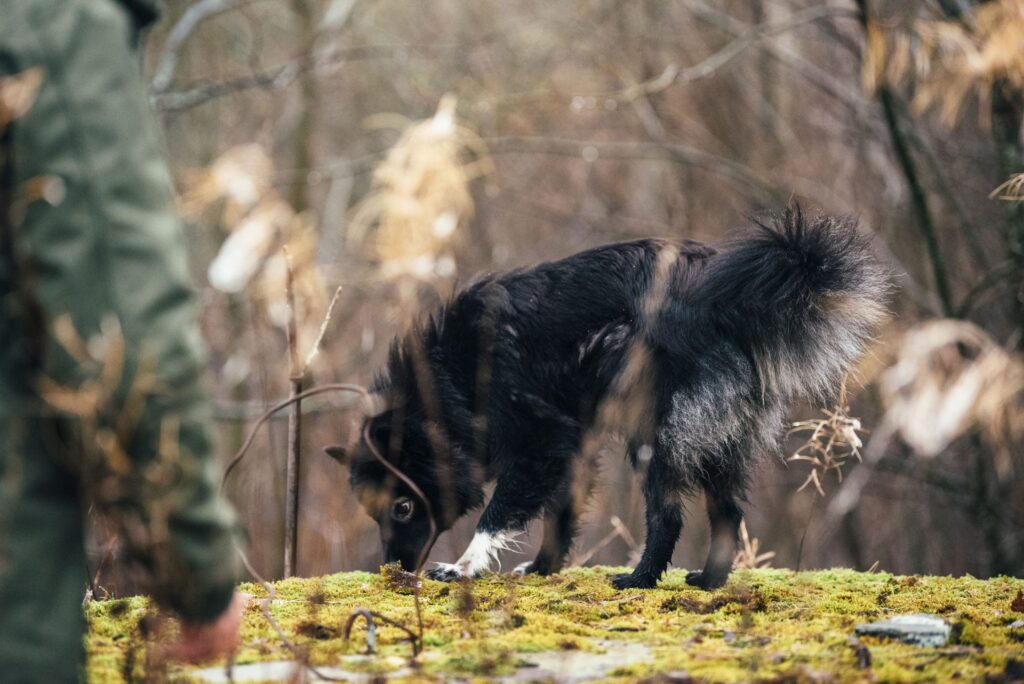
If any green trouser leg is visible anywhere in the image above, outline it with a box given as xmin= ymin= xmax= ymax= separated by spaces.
xmin=0 ymin=417 xmax=86 ymax=683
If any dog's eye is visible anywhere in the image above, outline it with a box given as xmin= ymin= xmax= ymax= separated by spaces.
xmin=391 ymin=497 xmax=414 ymax=523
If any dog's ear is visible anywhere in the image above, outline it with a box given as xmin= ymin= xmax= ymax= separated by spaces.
xmin=324 ymin=444 xmax=351 ymax=465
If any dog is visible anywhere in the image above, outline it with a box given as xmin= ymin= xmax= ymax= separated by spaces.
xmin=325 ymin=206 xmax=889 ymax=589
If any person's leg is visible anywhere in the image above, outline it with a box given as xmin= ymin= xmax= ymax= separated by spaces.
xmin=0 ymin=417 xmax=86 ymax=683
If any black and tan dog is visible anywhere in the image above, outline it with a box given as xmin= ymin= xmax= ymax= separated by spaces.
xmin=325 ymin=206 xmax=889 ymax=589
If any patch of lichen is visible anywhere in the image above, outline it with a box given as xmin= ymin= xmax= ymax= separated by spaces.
xmin=86 ymin=567 xmax=1024 ymax=682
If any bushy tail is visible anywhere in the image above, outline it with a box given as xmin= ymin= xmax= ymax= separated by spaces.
xmin=699 ymin=204 xmax=890 ymax=399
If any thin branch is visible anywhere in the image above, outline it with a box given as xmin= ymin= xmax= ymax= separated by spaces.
xmin=153 ymin=44 xmax=442 ymax=113
xmin=957 ymin=260 xmax=1018 ymax=317
xmin=234 ymin=544 xmax=349 ymax=681
xmin=153 ymin=62 xmax=301 ymax=113
xmin=667 ymin=5 xmax=859 ymax=89
xmin=151 ymin=0 xmax=257 ymax=94
xmin=576 ymin=5 xmax=856 ymax=106
xmin=221 ymin=383 xmax=435 ymax=664
xmin=342 ymin=609 xmax=419 ymax=657
xmin=212 ymin=393 xmax=358 ymax=421
xmin=302 ymin=286 xmax=343 ymax=373
xmin=219 ymin=383 xmax=367 ymax=493
xmin=682 ymin=0 xmax=877 ymax=130
xmin=905 ymin=124 xmax=992 ymax=271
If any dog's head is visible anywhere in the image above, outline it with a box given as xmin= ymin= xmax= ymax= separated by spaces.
xmin=324 ymin=390 xmax=479 ymax=571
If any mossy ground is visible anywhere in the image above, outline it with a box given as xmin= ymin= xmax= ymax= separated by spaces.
xmin=86 ymin=567 xmax=1024 ymax=682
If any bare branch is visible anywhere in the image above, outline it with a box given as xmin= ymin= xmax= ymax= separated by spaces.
xmin=669 ymin=5 xmax=859 ymax=88
xmin=484 ymin=136 xmax=782 ymax=201
xmin=302 ymin=286 xmax=344 ymax=373
xmin=283 ymin=248 xmax=302 ymax=578
xmin=682 ymin=0 xmax=874 ymax=122
xmin=151 ymin=0 xmax=257 ymax=94
xmin=573 ymin=4 xmax=859 ymax=107
xmin=153 ymin=45 xmax=442 ymax=112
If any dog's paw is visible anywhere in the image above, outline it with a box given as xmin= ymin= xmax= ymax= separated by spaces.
xmin=512 ymin=560 xmax=556 ymax=576
xmin=512 ymin=561 xmax=535 ymax=576
xmin=425 ymin=563 xmax=468 ymax=582
xmin=684 ymin=569 xmax=728 ymax=590
xmin=610 ymin=571 xmax=658 ymax=590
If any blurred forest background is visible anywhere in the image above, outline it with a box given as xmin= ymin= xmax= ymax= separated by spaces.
xmin=117 ymin=0 xmax=1023 ymax=585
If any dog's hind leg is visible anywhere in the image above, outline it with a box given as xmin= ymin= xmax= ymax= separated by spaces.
xmin=685 ymin=485 xmax=743 ymax=590
xmin=611 ymin=457 xmax=684 ymax=589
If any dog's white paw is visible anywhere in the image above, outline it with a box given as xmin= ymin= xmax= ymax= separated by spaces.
xmin=512 ymin=561 xmax=533 ymax=576
xmin=425 ymin=563 xmax=470 ymax=582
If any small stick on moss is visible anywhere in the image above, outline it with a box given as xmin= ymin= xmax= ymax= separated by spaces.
xmin=342 ymin=610 xmax=378 ymax=654
xmin=342 ymin=608 xmax=420 ymax=658
xmin=235 ymin=543 xmax=348 ymax=682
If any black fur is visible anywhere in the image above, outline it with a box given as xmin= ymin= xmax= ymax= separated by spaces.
xmin=326 ymin=206 xmax=889 ymax=589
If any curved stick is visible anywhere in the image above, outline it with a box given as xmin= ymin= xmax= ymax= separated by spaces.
xmin=220 ymin=383 xmax=367 ymax=493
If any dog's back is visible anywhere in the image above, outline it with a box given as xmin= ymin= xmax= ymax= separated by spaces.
xmin=476 ymin=238 xmax=715 ymax=423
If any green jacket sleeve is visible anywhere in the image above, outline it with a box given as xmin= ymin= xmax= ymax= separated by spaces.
xmin=1 ymin=0 xmax=243 ymax=623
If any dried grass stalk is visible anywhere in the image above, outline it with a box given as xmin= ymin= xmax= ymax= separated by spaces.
xmin=991 ymin=173 xmax=1024 ymax=203
xmin=864 ymin=0 xmax=1024 ymax=125
xmin=347 ymin=94 xmax=492 ymax=287
xmin=881 ymin=319 xmax=1024 ymax=476
xmin=733 ymin=520 xmax=775 ymax=570
xmin=787 ymin=376 xmax=866 ymax=496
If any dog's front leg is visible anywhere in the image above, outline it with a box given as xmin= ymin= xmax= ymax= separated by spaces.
xmin=424 ymin=528 xmax=523 ymax=581
xmin=425 ymin=476 xmax=548 ymax=582
xmin=611 ymin=458 xmax=684 ymax=589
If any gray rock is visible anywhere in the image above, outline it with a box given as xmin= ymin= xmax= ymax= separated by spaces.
xmin=855 ymin=613 xmax=951 ymax=647
xmin=1010 ymin=620 xmax=1024 ymax=630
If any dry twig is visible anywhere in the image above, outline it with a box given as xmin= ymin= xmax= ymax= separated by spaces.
xmin=733 ymin=520 xmax=775 ymax=570
xmin=787 ymin=377 xmax=866 ymax=496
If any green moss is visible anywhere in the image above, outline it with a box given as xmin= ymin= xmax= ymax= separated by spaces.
xmin=86 ymin=568 xmax=1024 ymax=682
